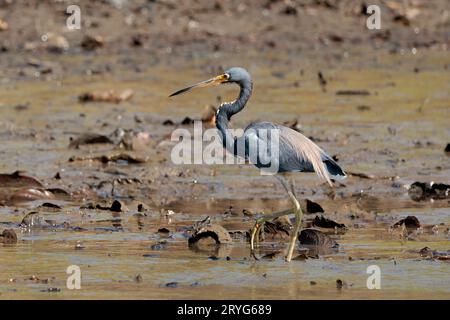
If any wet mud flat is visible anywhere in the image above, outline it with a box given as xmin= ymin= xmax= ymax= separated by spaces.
xmin=1 ymin=55 xmax=449 ymax=299
xmin=0 ymin=0 xmax=450 ymax=299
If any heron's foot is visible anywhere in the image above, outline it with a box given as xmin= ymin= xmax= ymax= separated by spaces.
xmin=249 ymin=208 xmax=293 ymax=260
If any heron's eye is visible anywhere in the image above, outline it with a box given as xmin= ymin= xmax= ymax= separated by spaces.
xmin=224 ymin=73 xmax=230 ymax=80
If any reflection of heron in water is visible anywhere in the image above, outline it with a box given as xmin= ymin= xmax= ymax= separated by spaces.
xmin=170 ymin=67 xmax=346 ymax=262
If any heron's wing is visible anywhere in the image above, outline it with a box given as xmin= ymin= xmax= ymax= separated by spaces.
xmin=242 ymin=122 xmax=345 ymax=185
xmin=278 ymin=125 xmax=334 ymax=185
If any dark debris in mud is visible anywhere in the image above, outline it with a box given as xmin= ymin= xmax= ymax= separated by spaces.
xmin=188 ymin=223 xmax=232 ymax=246
xmin=69 ymin=133 xmax=114 ymax=148
xmin=0 ymin=171 xmax=43 ymax=188
xmin=0 ymin=229 xmax=17 ymax=244
xmin=20 ymin=212 xmax=55 ymax=229
xmin=312 ymin=215 xmax=346 ymax=229
xmin=336 ymin=90 xmax=370 ymax=96
xmin=445 ymin=144 xmax=450 ymax=153
xmin=263 ymin=216 xmax=292 ymax=238
xmin=392 ymin=216 xmax=421 ymax=229
xmin=298 ymin=229 xmax=339 ymax=249
xmin=69 ymin=153 xmax=148 ymax=164
xmin=95 ymin=200 xmax=124 ymax=212
xmin=304 ymin=199 xmax=324 ymax=214
xmin=419 ymin=247 xmax=450 ymax=261
xmin=408 ymin=182 xmax=450 ymax=201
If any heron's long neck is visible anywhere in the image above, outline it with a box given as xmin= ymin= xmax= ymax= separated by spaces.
xmin=216 ymin=81 xmax=252 ymax=153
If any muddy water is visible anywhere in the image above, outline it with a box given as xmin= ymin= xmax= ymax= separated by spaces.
xmin=0 ymin=51 xmax=450 ymax=299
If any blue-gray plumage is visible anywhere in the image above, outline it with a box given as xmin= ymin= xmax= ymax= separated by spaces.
xmin=214 ymin=67 xmax=345 ymax=183
xmin=169 ymin=67 xmax=346 ymax=262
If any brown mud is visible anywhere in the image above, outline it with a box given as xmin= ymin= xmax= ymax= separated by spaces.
xmin=0 ymin=0 xmax=449 ymax=299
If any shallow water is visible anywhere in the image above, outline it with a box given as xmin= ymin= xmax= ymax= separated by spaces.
xmin=0 ymin=50 xmax=449 ymax=299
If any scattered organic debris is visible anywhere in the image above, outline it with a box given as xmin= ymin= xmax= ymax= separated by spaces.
xmin=111 ymin=128 xmax=154 ymax=151
xmin=137 ymin=203 xmax=150 ymax=212
xmin=20 ymin=212 xmax=53 ymax=229
xmin=336 ymin=279 xmax=347 ymax=290
xmin=317 ymin=71 xmax=327 ymax=92
xmin=336 ymin=90 xmax=370 ymax=96
xmin=81 ymin=35 xmax=104 ymax=50
xmin=94 ymin=200 xmax=124 ymax=212
xmin=69 ymin=133 xmax=113 ymax=148
xmin=261 ymin=251 xmax=283 ymax=260
xmin=298 ymin=229 xmax=339 ymax=249
xmin=180 ymin=117 xmax=195 ymax=125
xmin=283 ymin=119 xmax=303 ymax=133
xmin=445 ymin=144 xmax=450 ymax=153
xmin=392 ymin=216 xmax=420 ymax=229
xmin=69 ymin=153 xmax=148 ymax=164
xmin=150 ymin=241 xmax=168 ymax=250
xmin=42 ymin=287 xmax=61 ymax=293
xmin=79 ymin=89 xmax=133 ymax=103
xmin=408 ymin=182 xmax=450 ymax=201
xmin=419 ymin=247 xmax=450 ymax=261
xmin=0 ymin=18 xmax=8 ymax=31
xmin=312 ymin=215 xmax=346 ymax=229
xmin=357 ymin=105 xmax=371 ymax=111
xmin=188 ymin=223 xmax=232 ymax=245
xmin=0 ymin=171 xmax=43 ymax=188
xmin=304 ymin=199 xmax=324 ymax=214
xmin=9 ymin=188 xmax=56 ymax=203
xmin=0 ymin=229 xmax=17 ymax=244
xmin=162 ymin=119 xmax=175 ymax=126
xmin=158 ymin=227 xmax=170 ymax=234
xmin=74 ymin=240 xmax=84 ymax=249
xmin=38 ymin=202 xmax=62 ymax=210
xmin=264 ymin=216 xmax=292 ymax=238
xmin=165 ymin=282 xmax=178 ymax=288
xmin=134 ymin=274 xmax=143 ymax=283
xmin=347 ymin=171 xmax=377 ymax=179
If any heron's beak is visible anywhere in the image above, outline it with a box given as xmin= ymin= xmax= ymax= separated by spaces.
xmin=169 ymin=74 xmax=229 ymax=97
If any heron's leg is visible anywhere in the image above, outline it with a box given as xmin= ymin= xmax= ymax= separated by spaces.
xmin=276 ymin=175 xmax=304 ymax=262
xmin=250 ymin=208 xmax=293 ymax=259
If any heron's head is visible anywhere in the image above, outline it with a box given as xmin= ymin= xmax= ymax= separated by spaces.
xmin=169 ymin=67 xmax=251 ymax=97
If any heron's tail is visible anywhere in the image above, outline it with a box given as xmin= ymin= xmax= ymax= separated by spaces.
xmin=323 ymin=158 xmax=346 ymax=181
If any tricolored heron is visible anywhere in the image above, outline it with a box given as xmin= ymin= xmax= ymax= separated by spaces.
xmin=170 ymin=67 xmax=346 ymax=262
